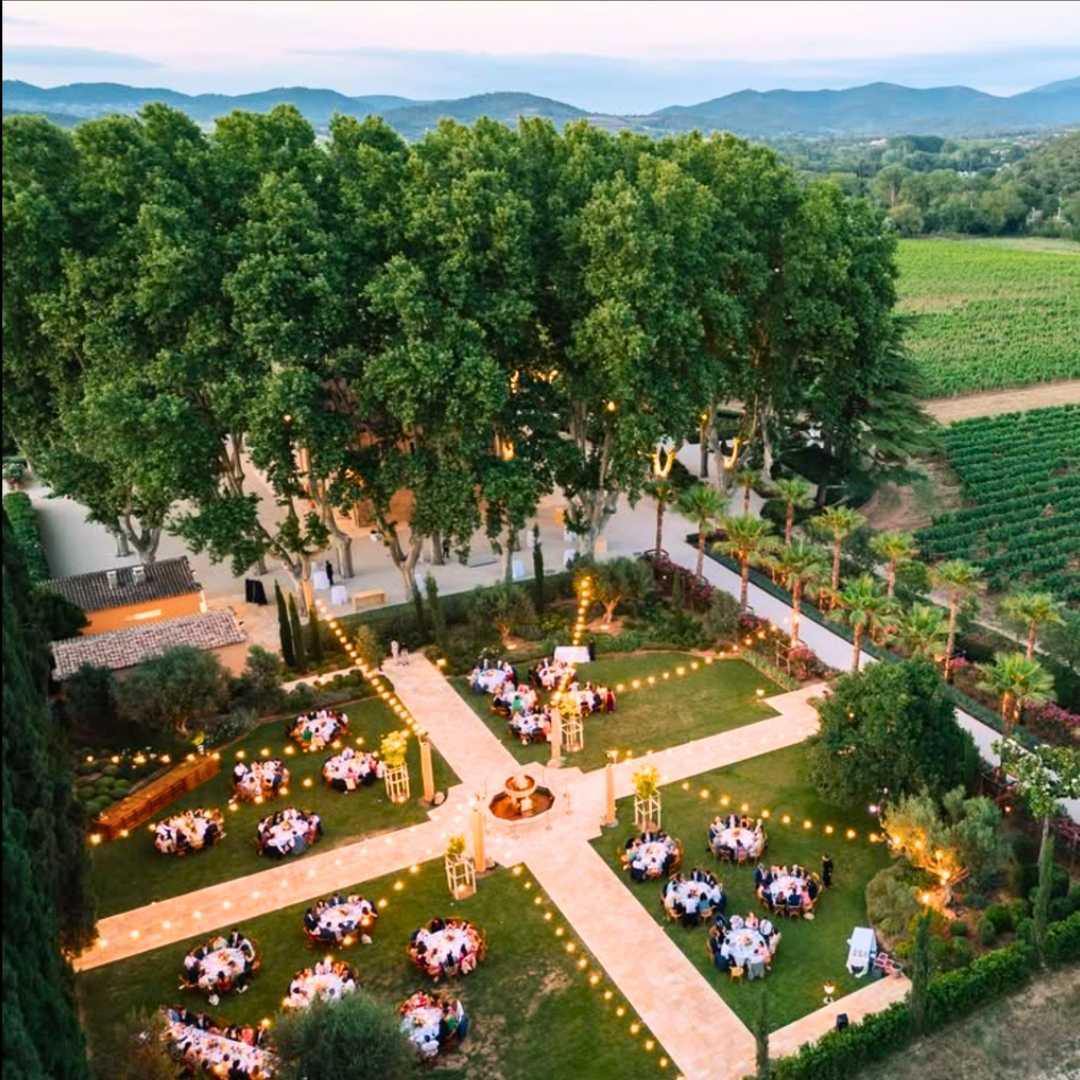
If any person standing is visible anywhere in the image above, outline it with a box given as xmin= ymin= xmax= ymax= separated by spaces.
xmin=325 ymin=560 xmax=335 ymax=588
xmin=390 ymin=640 xmax=400 ymax=663
xmin=822 ymin=853 xmax=834 ymax=888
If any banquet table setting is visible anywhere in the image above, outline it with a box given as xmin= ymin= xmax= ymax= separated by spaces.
xmin=409 ymin=918 xmax=485 ymax=981
xmin=321 ymin=748 xmax=382 ymax=792
xmin=154 ymin=808 xmax=225 ymax=856
xmin=398 ymin=990 xmax=469 ymax=1059
xmin=662 ymin=869 xmax=725 ymax=924
xmin=469 ymin=659 xmax=515 ymax=695
xmin=757 ymin=864 xmax=822 ymax=917
xmin=709 ymin=912 xmax=779 ymax=980
xmin=256 ymin=807 xmax=323 ymax=859
xmin=282 ymin=959 xmax=358 ymax=1010
xmin=232 ymin=759 xmax=289 ymax=802
xmin=287 ymin=709 xmax=348 ymax=752
xmin=181 ymin=931 xmax=259 ymax=1004
xmin=303 ymin=893 xmax=378 ymax=946
xmin=708 ymin=814 xmax=767 ymax=862
xmin=623 ymin=831 xmax=682 ymax=881
xmin=508 ymin=709 xmax=551 ymax=743
xmin=532 ymin=657 xmax=575 ymax=690
xmin=162 ymin=1006 xmax=275 ymax=1079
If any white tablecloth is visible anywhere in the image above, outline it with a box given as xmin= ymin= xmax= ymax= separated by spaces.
xmin=726 ymin=928 xmax=768 ymax=967
xmin=330 ymin=584 xmax=348 ymax=606
xmin=312 ymin=569 xmax=330 ymax=591
xmin=554 ymin=646 xmax=591 ymax=664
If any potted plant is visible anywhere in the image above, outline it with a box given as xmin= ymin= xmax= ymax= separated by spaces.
xmin=380 ymin=730 xmax=411 ymax=803
xmin=632 ymin=764 xmax=662 ymax=830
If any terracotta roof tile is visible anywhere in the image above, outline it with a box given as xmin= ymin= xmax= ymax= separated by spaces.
xmin=45 ymin=557 xmax=200 ymax=613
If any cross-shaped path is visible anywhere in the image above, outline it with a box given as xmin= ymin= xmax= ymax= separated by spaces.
xmin=76 ymin=656 xmax=908 ymax=1078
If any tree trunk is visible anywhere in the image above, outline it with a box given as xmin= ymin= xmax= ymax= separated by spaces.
xmin=791 ymin=584 xmax=802 ymax=646
xmin=945 ymin=597 xmax=958 ymax=680
xmin=1026 ymin=623 xmax=1037 ymax=661
xmin=603 ymin=600 xmax=618 ymax=626
xmin=784 ymin=504 xmax=794 ymax=546
xmin=831 ymin=541 xmax=842 ymax=591
xmin=112 ymin=525 xmax=132 ymax=558
xmin=655 ymin=500 xmax=665 ymax=555
xmin=852 ymin=625 xmax=863 ymax=672
xmin=431 ymin=529 xmax=445 ymax=566
xmin=699 ymin=437 xmax=709 ymax=479
xmin=740 ymin=559 xmax=750 ymax=611
xmin=886 ymin=561 xmax=897 ymax=598
xmin=761 ymin=412 xmax=775 ymax=482
xmin=256 ymin=554 xmax=269 ymax=576
xmin=697 ymin=532 xmax=706 ymax=579
xmin=1001 ymin=691 xmax=1014 ymax=738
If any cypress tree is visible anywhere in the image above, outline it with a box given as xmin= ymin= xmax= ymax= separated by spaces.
xmin=3 ymin=510 xmax=93 ymax=1077
xmin=308 ymin=602 xmax=324 ymax=665
xmin=1034 ymin=828 xmax=1055 ymax=961
xmin=288 ymin=592 xmax=307 ymax=671
xmin=275 ymin=581 xmax=295 ymax=669
xmin=754 ymin=985 xmax=770 ymax=1080
xmin=532 ymin=525 xmax=545 ymax=612
xmin=671 ymin=568 xmax=685 ymax=610
xmin=910 ymin=911 xmax=932 ymax=1032
xmin=425 ymin=573 xmax=447 ymax=649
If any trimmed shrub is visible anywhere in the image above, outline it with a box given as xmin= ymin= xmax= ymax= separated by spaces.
xmin=1044 ymin=911 xmax=1080 ymax=964
xmin=983 ymin=903 xmax=1015 ymax=935
xmin=948 ymin=919 xmax=968 ymax=938
xmin=3 ymin=491 xmax=50 ymax=582
xmin=977 ymin=917 xmax=997 ymax=947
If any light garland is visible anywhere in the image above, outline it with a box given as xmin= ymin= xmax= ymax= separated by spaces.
xmin=509 ymin=863 xmax=670 ymax=1071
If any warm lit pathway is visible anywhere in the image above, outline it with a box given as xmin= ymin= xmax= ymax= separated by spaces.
xmin=76 ymin=656 xmax=889 ymax=1079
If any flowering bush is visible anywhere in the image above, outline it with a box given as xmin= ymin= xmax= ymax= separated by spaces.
xmin=379 ymin=730 xmax=409 ymax=768
xmin=1023 ymin=702 xmax=1080 ymax=744
xmin=632 ymin=765 xmax=660 ymax=800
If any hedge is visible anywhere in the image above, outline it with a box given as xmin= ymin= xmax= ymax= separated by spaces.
xmin=3 ymin=492 xmax=50 ymax=583
xmin=764 ymin=916 xmax=1080 ymax=1080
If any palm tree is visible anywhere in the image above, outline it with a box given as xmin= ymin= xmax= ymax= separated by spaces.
xmin=835 ymin=574 xmax=897 ymax=672
xmin=810 ymin=506 xmax=866 ymax=592
xmin=1001 ymin=591 xmax=1065 ymax=661
xmin=735 ymin=468 xmax=760 ymax=515
xmin=773 ymin=476 xmax=814 ymax=546
xmin=677 ymin=484 xmax=726 ymax=578
xmin=769 ymin=541 xmax=827 ymax=645
xmin=646 ymin=478 xmax=677 ymax=557
xmin=896 ymin=604 xmax=949 ymax=661
xmin=715 ymin=515 xmax=775 ymax=610
xmin=976 ymin=651 xmax=1055 ymax=738
xmin=869 ymin=530 xmax=919 ymax=598
xmin=931 ymin=559 xmax=983 ymax=679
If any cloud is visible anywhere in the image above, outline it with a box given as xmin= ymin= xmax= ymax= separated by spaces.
xmin=2 ymin=45 xmax=161 ymax=70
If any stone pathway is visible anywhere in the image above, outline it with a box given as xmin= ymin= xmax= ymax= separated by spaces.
xmin=74 ymin=656 xmax=897 ymax=1079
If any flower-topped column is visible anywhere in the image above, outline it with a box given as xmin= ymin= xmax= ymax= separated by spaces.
xmin=381 ymin=730 xmax=411 ymax=804
xmin=632 ymin=764 xmax=661 ymax=831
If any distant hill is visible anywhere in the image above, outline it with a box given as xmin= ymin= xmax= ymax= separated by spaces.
xmin=4 ymin=76 xmax=1078 ymax=138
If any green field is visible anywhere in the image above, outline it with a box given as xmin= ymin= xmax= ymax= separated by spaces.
xmin=77 ymin=861 xmax=667 ymax=1080
xmin=591 ymin=744 xmax=890 ymax=1032
xmin=452 ymin=652 xmax=780 ymax=772
xmin=896 ymin=237 xmax=1080 ymax=397
xmin=88 ymin=698 xmax=460 ymax=918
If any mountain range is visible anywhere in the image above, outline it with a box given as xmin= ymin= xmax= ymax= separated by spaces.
xmin=4 ymin=76 xmax=1078 ymax=139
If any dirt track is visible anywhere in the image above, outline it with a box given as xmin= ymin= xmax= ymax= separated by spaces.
xmin=923 ymin=380 xmax=1080 ymax=424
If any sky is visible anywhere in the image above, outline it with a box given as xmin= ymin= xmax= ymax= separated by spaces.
xmin=3 ymin=0 xmax=1079 ymax=113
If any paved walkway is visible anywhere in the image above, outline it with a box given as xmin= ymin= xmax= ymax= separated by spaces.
xmin=75 ymin=657 xmax=850 ymax=1078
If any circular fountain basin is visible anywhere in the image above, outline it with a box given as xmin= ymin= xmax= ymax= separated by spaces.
xmin=489 ymin=773 xmax=555 ymax=820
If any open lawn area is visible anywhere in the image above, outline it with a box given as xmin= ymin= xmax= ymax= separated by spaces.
xmin=90 ymin=698 xmax=460 ymax=918
xmin=77 ymin=860 xmax=668 ymax=1080
xmin=591 ymin=744 xmax=891 ymax=1032
xmin=451 ymin=652 xmax=781 ymax=773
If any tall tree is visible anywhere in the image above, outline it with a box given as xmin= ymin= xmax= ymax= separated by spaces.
xmin=810 ymin=506 xmax=865 ymax=592
xmin=735 ymin=468 xmax=760 ymax=515
xmin=869 ymin=530 xmax=919 ymax=598
xmin=769 ymin=540 xmax=827 ymax=645
xmin=772 ymin=476 xmax=813 ymax=545
xmin=647 ymin=478 xmax=678 ymax=555
xmin=976 ymin=652 xmax=1055 ymax=738
xmin=2 ymin=510 xmax=94 ymax=1078
xmin=994 ymin=742 xmax=1080 ymax=962
xmin=1001 ymin=591 xmax=1065 ymax=661
xmin=896 ymin=603 xmax=949 ymax=661
xmin=678 ymin=484 xmax=726 ymax=578
xmin=275 ymin=580 xmax=296 ymax=668
xmin=716 ymin=515 xmax=776 ymax=610
xmin=931 ymin=559 xmax=984 ymax=678
xmin=835 ymin=573 xmax=897 ymax=672
xmin=288 ymin=592 xmax=307 ymax=671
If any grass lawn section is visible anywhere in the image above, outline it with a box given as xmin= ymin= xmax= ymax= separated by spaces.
xmin=451 ymin=652 xmax=781 ymax=772
xmin=90 ymin=697 xmax=460 ymax=918
xmin=77 ymin=861 xmax=668 ymax=1080
xmin=591 ymin=744 xmax=890 ymax=1032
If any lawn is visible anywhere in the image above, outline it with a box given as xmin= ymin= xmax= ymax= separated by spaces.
xmin=77 ymin=860 xmax=669 ymax=1080
xmin=591 ymin=744 xmax=891 ymax=1032
xmin=896 ymin=237 xmax=1080 ymax=396
xmin=89 ymin=697 xmax=460 ymax=918
xmin=451 ymin=652 xmax=781 ymax=772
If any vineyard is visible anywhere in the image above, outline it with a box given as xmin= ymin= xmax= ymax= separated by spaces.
xmin=896 ymin=238 xmax=1080 ymax=397
xmin=917 ymin=406 xmax=1080 ymax=604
